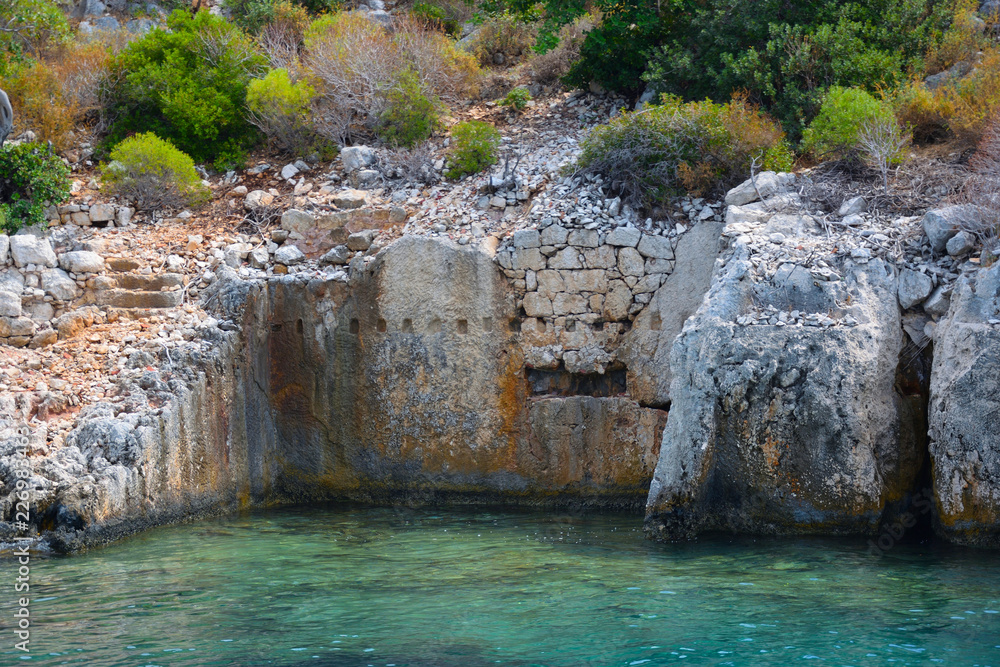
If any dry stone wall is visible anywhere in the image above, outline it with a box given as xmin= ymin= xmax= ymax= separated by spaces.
xmin=495 ymin=221 xmax=680 ymax=376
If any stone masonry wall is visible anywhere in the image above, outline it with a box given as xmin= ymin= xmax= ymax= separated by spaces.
xmin=495 ymin=221 xmax=679 ymax=375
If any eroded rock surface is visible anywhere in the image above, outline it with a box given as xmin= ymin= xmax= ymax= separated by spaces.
xmin=645 ymin=234 xmax=925 ymax=539
xmin=929 ymin=260 xmax=1000 ymax=547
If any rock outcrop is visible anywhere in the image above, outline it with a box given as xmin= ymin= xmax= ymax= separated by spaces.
xmin=929 ymin=260 xmax=1000 ymax=547
xmin=619 ymin=220 xmax=723 ymax=407
xmin=645 ymin=223 xmax=926 ymax=539
xmin=8 ymin=236 xmax=675 ymax=551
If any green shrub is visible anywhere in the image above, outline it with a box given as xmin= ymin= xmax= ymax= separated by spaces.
xmin=376 ymin=70 xmax=441 ymax=148
xmin=446 ymin=120 xmax=501 ymax=179
xmin=0 ymin=143 xmax=70 ymax=233
xmin=246 ymin=67 xmax=322 ymax=154
xmin=500 ymin=86 xmax=531 ymax=110
xmin=412 ymin=2 xmax=460 ymax=36
xmin=575 ymin=93 xmax=793 ymax=207
xmin=104 ymin=10 xmax=268 ymax=168
xmin=639 ymin=0 xmax=952 ymax=138
xmin=101 ymin=133 xmax=210 ymax=211
xmin=0 ymin=0 xmax=70 ymax=61
xmin=489 ymin=0 xmax=952 ymax=132
xmin=225 ymin=0 xmax=339 ymax=34
xmin=801 ymin=86 xmax=896 ymax=158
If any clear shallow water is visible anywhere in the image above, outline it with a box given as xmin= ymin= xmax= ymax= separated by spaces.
xmin=2 ymin=506 xmax=999 ymax=667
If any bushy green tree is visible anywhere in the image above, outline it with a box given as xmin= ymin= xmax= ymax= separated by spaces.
xmin=801 ymin=86 xmax=897 ymax=158
xmin=493 ymin=0 xmax=954 ymax=135
xmin=246 ymin=67 xmax=321 ymax=153
xmin=575 ymin=94 xmax=793 ymax=207
xmin=0 ymin=0 xmax=70 ymax=67
xmin=446 ymin=120 xmax=501 ymax=179
xmin=104 ymin=10 xmax=268 ymax=169
xmin=102 ymin=132 xmax=210 ymax=210
xmin=225 ymin=0 xmax=339 ymax=34
xmin=376 ymin=70 xmax=441 ymax=148
xmin=0 ymin=142 xmax=70 ymax=233
xmin=642 ymin=0 xmax=952 ymax=138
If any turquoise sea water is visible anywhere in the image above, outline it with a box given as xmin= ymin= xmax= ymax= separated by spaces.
xmin=1 ymin=505 xmax=998 ymax=666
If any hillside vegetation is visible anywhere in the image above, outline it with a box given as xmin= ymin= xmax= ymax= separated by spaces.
xmin=0 ymin=0 xmax=998 ymax=244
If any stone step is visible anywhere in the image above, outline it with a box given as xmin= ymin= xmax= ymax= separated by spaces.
xmin=106 ymin=307 xmax=181 ymax=321
xmin=111 ymin=273 xmax=185 ymax=291
xmin=95 ymin=289 xmax=183 ymax=309
xmin=105 ymin=257 xmax=143 ymax=272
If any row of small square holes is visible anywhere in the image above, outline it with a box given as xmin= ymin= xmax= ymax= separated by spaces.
xmin=345 ymin=313 xmax=662 ymax=335
xmin=348 ymin=317 xmax=506 ymax=335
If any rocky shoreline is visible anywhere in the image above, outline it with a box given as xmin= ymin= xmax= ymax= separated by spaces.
xmin=1 ymin=90 xmax=998 ymax=553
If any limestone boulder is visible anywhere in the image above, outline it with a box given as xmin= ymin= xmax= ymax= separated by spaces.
xmin=0 ymin=316 xmax=36 ymax=337
xmin=274 ymin=245 xmax=305 ymax=265
xmin=244 ymin=190 xmax=275 ymax=210
xmin=333 ymin=189 xmax=369 ymax=210
xmin=319 ymin=245 xmax=351 ymax=266
xmin=898 ymin=268 xmax=933 ymax=309
xmin=0 ymin=290 xmax=21 ymax=317
xmin=644 ymin=248 xmax=925 ymax=540
xmin=922 ymin=205 xmax=973 ymax=254
xmin=10 ymin=235 xmax=57 ymax=268
xmin=59 ymin=250 xmax=105 ymax=274
xmin=606 ymin=226 xmax=640 ymax=247
xmin=280 ymin=209 xmax=315 ymax=234
xmin=928 ymin=260 xmax=1000 ymax=547
xmin=724 ymin=171 xmax=789 ymax=206
xmin=341 ymin=145 xmax=376 ymax=172
xmin=41 ymin=268 xmax=78 ymax=301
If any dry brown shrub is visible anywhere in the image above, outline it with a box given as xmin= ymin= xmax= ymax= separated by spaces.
xmin=51 ymin=40 xmax=114 ymax=117
xmin=893 ymin=79 xmax=952 ymax=143
xmin=303 ymin=11 xmax=479 ymax=141
xmin=258 ymin=1 xmax=310 ymax=70
xmin=893 ymin=52 xmax=1000 ymax=147
xmin=0 ymin=60 xmax=74 ymax=150
xmin=960 ymin=116 xmax=1000 ymax=251
xmin=477 ymin=71 xmax=515 ymax=101
xmin=528 ymin=15 xmax=592 ymax=86
xmin=305 ymin=12 xmax=402 ymax=137
xmin=391 ymin=15 xmax=479 ymax=102
xmin=467 ymin=13 xmax=536 ymax=67
xmin=942 ymin=52 xmax=1000 ymax=144
xmin=924 ymin=0 xmax=986 ymax=75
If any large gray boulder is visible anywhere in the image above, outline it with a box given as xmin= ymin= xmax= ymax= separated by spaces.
xmin=898 ymin=268 xmax=933 ymax=309
xmin=928 ymin=260 xmax=1000 ymax=547
xmin=10 ymin=235 xmax=57 ymax=268
xmin=59 ymin=250 xmax=105 ymax=274
xmin=645 ymin=245 xmax=925 ymax=539
xmin=922 ymin=206 xmax=974 ymax=254
xmin=724 ymin=171 xmax=790 ymax=207
xmin=41 ymin=268 xmax=78 ymax=301
xmin=341 ymin=145 xmax=377 ymax=172
xmin=0 ymin=290 xmax=20 ymax=317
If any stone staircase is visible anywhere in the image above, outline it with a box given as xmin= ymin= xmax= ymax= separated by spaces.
xmin=87 ymin=258 xmax=187 ymax=318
